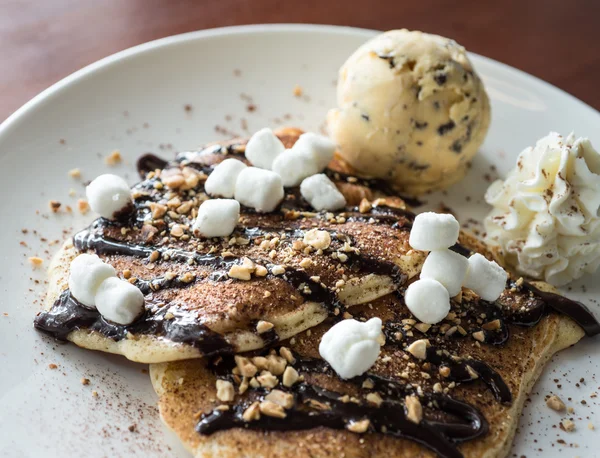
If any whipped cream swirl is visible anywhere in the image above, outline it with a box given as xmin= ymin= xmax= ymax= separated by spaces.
xmin=484 ymin=132 xmax=600 ymax=286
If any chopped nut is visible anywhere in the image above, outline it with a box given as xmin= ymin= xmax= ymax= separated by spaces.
xmin=49 ymin=200 xmax=61 ymax=212
xmin=271 ymin=265 xmax=285 ymax=276
xmin=292 ymin=84 xmax=303 ymax=97
xmin=266 ymin=355 xmax=287 ymax=375
xmin=48 ymin=363 xmax=58 ymax=369
xmin=282 ymin=366 xmax=300 ymax=387
xmin=228 ymin=257 xmax=255 ymax=280
xmin=482 ymin=319 xmax=501 ymax=331
xmin=77 ymin=199 xmax=90 ymax=214
xmin=170 ymin=224 xmax=185 ymax=237
xmin=68 ymin=168 xmax=81 ymax=178
xmin=105 ymin=150 xmax=122 ymax=165
xmin=216 ymin=380 xmax=235 ymax=402
xmin=366 ymin=392 xmax=383 ymax=407
xmin=149 ymin=202 xmax=167 ymax=219
xmin=254 ymin=265 xmax=268 ymax=277
xmin=299 ymin=258 xmax=312 ymax=268
xmin=561 ymin=419 xmax=575 ymax=432
xmin=252 ymin=356 xmax=269 ymax=371
xmin=265 ymin=389 xmax=295 ymax=409
xmin=303 ymin=229 xmax=331 ymax=250
xmin=29 ymin=257 xmax=44 ymax=268
xmin=257 ymin=372 xmax=279 ymax=389
xmin=414 ymin=323 xmax=431 ymax=333
xmin=256 ymin=320 xmax=274 ymax=334
xmin=362 ymin=379 xmax=375 ymax=390
xmin=162 ymin=173 xmax=185 ymax=189
xmin=546 ymin=395 xmax=566 ymax=412
xmin=433 ymin=382 xmax=443 ymax=393
xmin=259 ymin=400 xmax=286 ymax=418
xmin=465 ymin=365 xmax=479 ymax=379
xmin=176 ymin=201 xmax=193 ymax=215
xmin=234 ymin=356 xmax=258 ymax=378
xmin=149 ymin=251 xmax=160 ymax=262
xmin=346 ymin=419 xmax=370 ymax=433
xmin=179 ymin=272 xmax=195 ymax=283
xmin=439 ymin=366 xmax=451 ymax=378
xmin=472 ymin=331 xmax=485 ymax=342
xmin=279 ymin=347 xmax=296 ymax=364
xmin=292 ymin=240 xmax=305 ymax=251
xmin=358 ymin=198 xmax=372 ymax=213
xmin=406 ymin=339 xmax=428 ymax=360
xmin=81 ymin=377 xmax=90 ymax=385
xmin=405 ymin=395 xmax=423 ymax=424
xmin=242 ymin=402 xmax=261 ymax=422
xmin=238 ymin=377 xmax=249 ymax=394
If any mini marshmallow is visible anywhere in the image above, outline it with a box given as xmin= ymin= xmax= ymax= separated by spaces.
xmin=421 ymin=249 xmax=469 ymax=297
xmin=319 ymin=317 xmax=383 ymax=379
xmin=245 ymin=127 xmax=286 ymax=170
xmin=204 ymin=159 xmax=247 ymax=198
xmin=193 ymin=199 xmax=240 ymax=238
xmin=272 ymin=149 xmax=320 ymax=187
xmin=300 ymin=174 xmax=346 ymax=211
xmin=463 ymin=253 xmax=508 ymax=302
xmin=234 ymin=167 xmax=284 ymax=212
xmin=86 ymin=174 xmax=133 ymax=219
xmin=409 ymin=212 xmax=460 ymax=251
xmin=293 ymin=132 xmax=336 ymax=170
xmin=95 ymin=277 xmax=145 ymax=325
xmin=404 ymin=278 xmax=450 ymax=324
xmin=68 ymin=254 xmax=116 ymax=307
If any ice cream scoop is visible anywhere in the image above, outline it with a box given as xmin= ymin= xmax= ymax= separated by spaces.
xmin=327 ymin=29 xmax=490 ymax=195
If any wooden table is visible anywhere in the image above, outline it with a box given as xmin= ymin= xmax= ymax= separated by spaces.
xmin=2 ymin=0 xmax=599 ymax=121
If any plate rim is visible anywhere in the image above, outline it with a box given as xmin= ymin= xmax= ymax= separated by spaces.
xmin=1 ymin=23 xmax=599 ymax=141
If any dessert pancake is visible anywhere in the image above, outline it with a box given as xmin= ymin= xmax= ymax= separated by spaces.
xmin=34 ymin=128 xmax=426 ymax=363
xmin=150 ymin=235 xmax=599 ymax=458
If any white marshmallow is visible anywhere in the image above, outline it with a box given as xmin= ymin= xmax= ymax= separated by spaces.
xmin=421 ymin=249 xmax=469 ymax=297
xmin=193 ymin=199 xmax=240 ymax=238
xmin=68 ymin=254 xmax=116 ymax=307
xmin=86 ymin=174 xmax=133 ymax=219
xmin=409 ymin=212 xmax=460 ymax=251
xmin=205 ymin=159 xmax=247 ymax=198
xmin=300 ymin=174 xmax=346 ymax=211
xmin=319 ymin=317 xmax=383 ymax=379
xmin=234 ymin=167 xmax=284 ymax=212
xmin=272 ymin=149 xmax=320 ymax=187
xmin=95 ymin=277 xmax=145 ymax=325
xmin=404 ymin=278 xmax=450 ymax=324
xmin=245 ymin=127 xmax=286 ymax=170
xmin=464 ymin=253 xmax=508 ymax=302
xmin=293 ymin=132 xmax=336 ymax=170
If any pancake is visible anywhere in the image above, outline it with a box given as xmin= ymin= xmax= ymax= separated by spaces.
xmin=33 ymin=128 xmax=426 ymax=363
xmin=150 ymin=234 xmax=599 ymax=457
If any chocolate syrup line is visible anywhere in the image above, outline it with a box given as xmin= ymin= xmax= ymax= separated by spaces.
xmin=384 ymin=323 xmax=512 ymax=404
xmin=521 ymin=283 xmax=600 ymax=336
xmin=34 ymin=290 xmax=233 ymax=356
xmin=199 ymin=354 xmax=487 ymax=458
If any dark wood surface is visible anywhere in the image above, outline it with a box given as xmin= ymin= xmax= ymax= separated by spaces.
xmin=2 ymin=0 xmax=599 ymax=121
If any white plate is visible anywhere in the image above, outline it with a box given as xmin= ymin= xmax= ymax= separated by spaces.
xmin=0 ymin=24 xmax=599 ymax=458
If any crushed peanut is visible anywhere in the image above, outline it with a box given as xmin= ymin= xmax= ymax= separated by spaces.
xmin=242 ymin=402 xmax=261 ymax=422
xmin=234 ymin=356 xmax=258 ymax=378
xmin=546 ymin=395 xmax=566 ymax=412
xmin=259 ymin=400 xmax=287 ymax=418
xmin=105 ymin=150 xmax=122 ymax=165
xmin=29 ymin=257 xmax=44 ymax=268
xmin=405 ymin=395 xmax=423 ymax=424
xmin=215 ymin=380 xmax=235 ymax=402
xmin=406 ymin=339 xmax=428 ymax=360
xmin=282 ymin=366 xmax=300 ymax=387
xmin=346 ymin=419 xmax=370 ymax=433
xmin=265 ymin=389 xmax=295 ymax=409
xmin=303 ymin=229 xmax=331 ymax=250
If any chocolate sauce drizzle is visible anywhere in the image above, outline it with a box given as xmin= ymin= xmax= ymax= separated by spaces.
xmin=198 ymin=354 xmax=487 ymax=458
xmin=34 ymin=142 xmax=600 ymax=458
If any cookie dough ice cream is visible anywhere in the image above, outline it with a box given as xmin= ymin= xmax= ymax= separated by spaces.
xmin=327 ymin=29 xmax=490 ymax=195
xmin=485 ymin=132 xmax=600 ymax=286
